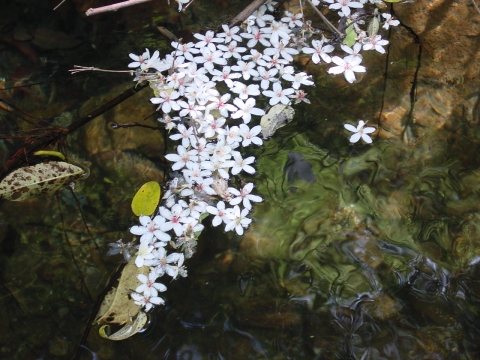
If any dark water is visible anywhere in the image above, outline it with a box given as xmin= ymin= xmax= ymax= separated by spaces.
xmin=1 ymin=0 xmax=480 ymax=359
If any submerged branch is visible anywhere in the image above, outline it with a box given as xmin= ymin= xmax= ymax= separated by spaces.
xmin=0 ymin=82 xmax=149 ymax=180
xmin=229 ymin=0 xmax=267 ymax=27
xmin=304 ymin=0 xmax=344 ymax=38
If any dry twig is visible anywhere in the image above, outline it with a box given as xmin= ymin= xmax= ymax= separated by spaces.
xmin=85 ymin=0 xmax=153 ymax=16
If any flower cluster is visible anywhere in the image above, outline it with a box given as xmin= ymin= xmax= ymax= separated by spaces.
xmin=119 ymin=0 xmax=398 ymax=311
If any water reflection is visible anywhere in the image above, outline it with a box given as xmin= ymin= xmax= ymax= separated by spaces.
xmin=2 ymin=0 xmax=480 ymax=359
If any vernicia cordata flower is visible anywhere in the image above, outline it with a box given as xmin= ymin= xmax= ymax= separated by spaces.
xmin=344 ymin=120 xmax=376 ymax=143
xmin=327 ymin=56 xmax=366 ymax=83
xmin=324 ymin=0 xmax=363 ymax=17
xmin=262 ymin=82 xmax=295 ymax=105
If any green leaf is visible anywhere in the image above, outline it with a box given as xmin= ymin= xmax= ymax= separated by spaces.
xmin=131 ymin=181 xmax=161 ymax=216
xmin=0 ymin=162 xmax=85 ymax=201
xmin=343 ymin=20 xmax=356 ymax=47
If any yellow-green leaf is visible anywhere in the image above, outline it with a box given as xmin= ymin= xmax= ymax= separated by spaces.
xmin=131 ymin=181 xmax=161 ymax=216
xmin=33 ymin=150 xmax=66 ymax=161
xmin=343 ymin=20 xmax=356 ymax=47
xmin=0 ymin=162 xmax=85 ymax=201
xmin=99 ymin=311 xmax=148 ymax=341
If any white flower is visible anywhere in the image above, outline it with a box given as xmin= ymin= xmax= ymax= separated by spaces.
xmin=217 ymin=24 xmax=243 ymax=43
xmin=169 ymin=124 xmax=195 ymax=148
xmin=136 ymin=273 xmax=167 ymax=297
xmin=165 ymin=145 xmax=198 ymax=170
xmin=225 ymin=205 xmax=252 ymax=235
xmin=182 ymin=161 xmax=212 ymax=184
xmin=151 ymin=91 xmax=181 ymax=113
xmin=242 ymin=49 xmax=264 ymax=64
xmin=382 ymin=13 xmax=400 ymax=29
xmin=239 ymin=124 xmax=263 ymax=147
xmin=282 ymin=72 xmax=314 ymax=89
xmin=257 ymin=53 xmax=289 ymax=69
xmin=262 ymin=82 xmax=294 ymax=105
xmin=134 ymin=241 xmax=154 ymax=267
xmin=255 ymin=66 xmax=279 ymax=90
xmin=231 ymin=154 xmax=256 ymax=175
xmin=231 ymin=60 xmax=259 ymax=80
xmin=341 ymin=43 xmax=363 ymax=61
xmin=281 ymin=11 xmax=304 ymax=28
xmin=128 ymin=48 xmax=150 ymax=69
xmin=171 ymin=41 xmax=199 ymax=61
xmin=289 ymin=90 xmax=311 ymax=104
xmin=362 ymin=35 xmax=389 ymax=54
xmin=324 ymin=0 xmax=363 ymax=17
xmin=210 ymin=136 xmax=233 ymax=162
xmin=217 ymin=41 xmax=247 ymax=59
xmin=206 ymin=93 xmax=237 ymax=117
xmin=131 ymin=292 xmax=164 ymax=311
xmin=158 ymin=114 xmax=180 ymax=131
xmin=231 ymin=81 xmax=261 ymax=100
xmin=194 ymin=47 xmax=227 ymax=72
xmin=191 ymin=136 xmax=211 ymax=161
xmin=327 ymin=56 xmax=366 ymax=83
xmin=264 ymin=39 xmax=299 ymax=62
xmin=225 ymin=125 xmax=242 ymax=145
xmin=269 ymin=20 xmax=291 ymax=46
xmin=193 ymin=30 xmax=223 ymax=51
xmin=240 ymin=26 xmax=272 ymax=48
xmin=210 ymin=66 xmax=242 ymax=88
xmin=198 ymin=115 xmax=226 ymax=138
xmin=160 ymin=204 xmax=190 ymax=236
xmin=206 ymin=201 xmax=231 ymax=226
xmin=148 ymin=246 xmax=185 ymax=278
xmin=130 ymin=215 xmax=171 ymax=244
xmin=229 ymin=183 xmax=263 ymax=210
xmin=177 ymin=100 xmax=204 ymax=119
xmin=302 ymin=39 xmax=334 ymax=64
xmin=231 ymin=97 xmax=265 ymax=123
xmin=344 ymin=120 xmax=376 ymax=143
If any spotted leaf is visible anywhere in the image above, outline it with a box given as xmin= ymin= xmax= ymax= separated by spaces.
xmin=0 ymin=161 xmax=85 ymax=201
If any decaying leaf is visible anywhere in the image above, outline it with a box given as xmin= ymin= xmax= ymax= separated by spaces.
xmin=260 ymin=104 xmax=295 ymax=139
xmin=131 ymin=181 xmax=161 ymax=216
xmin=95 ymin=255 xmax=149 ymax=326
xmin=99 ymin=311 xmax=148 ymax=341
xmin=0 ymin=161 xmax=85 ymax=201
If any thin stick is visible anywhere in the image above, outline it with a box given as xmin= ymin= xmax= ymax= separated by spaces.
xmin=473 ymin=0 xmax=480 ymax=14
xmin=229 ymin=0 xmax=267 ymax=27
xmin=53 ymin=0 xmax=66 ymax=10
xmin=304 ymin=0 xmax=344 ymax=38
xmin=182 ymin=0 xmax=195 ymax=11
xmin=85 ymin=0 xmax=152 ymax=16
xmin=69 ymin=65 xmax=134 ymax=75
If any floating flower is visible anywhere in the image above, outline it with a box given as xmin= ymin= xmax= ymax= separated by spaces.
xmin=344 ymin=120 xmax=376 ymax=143
xmin=327 ymin=56 xmax=366 ymax=83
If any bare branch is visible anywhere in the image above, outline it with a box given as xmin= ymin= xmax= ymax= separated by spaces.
xmin=69 ymin=65 xmax=134 ymax=75
xmin=85 ymin=0 xmax=153 ymax=17
xmin=229 ymin=0 xmax=267 ymax=27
